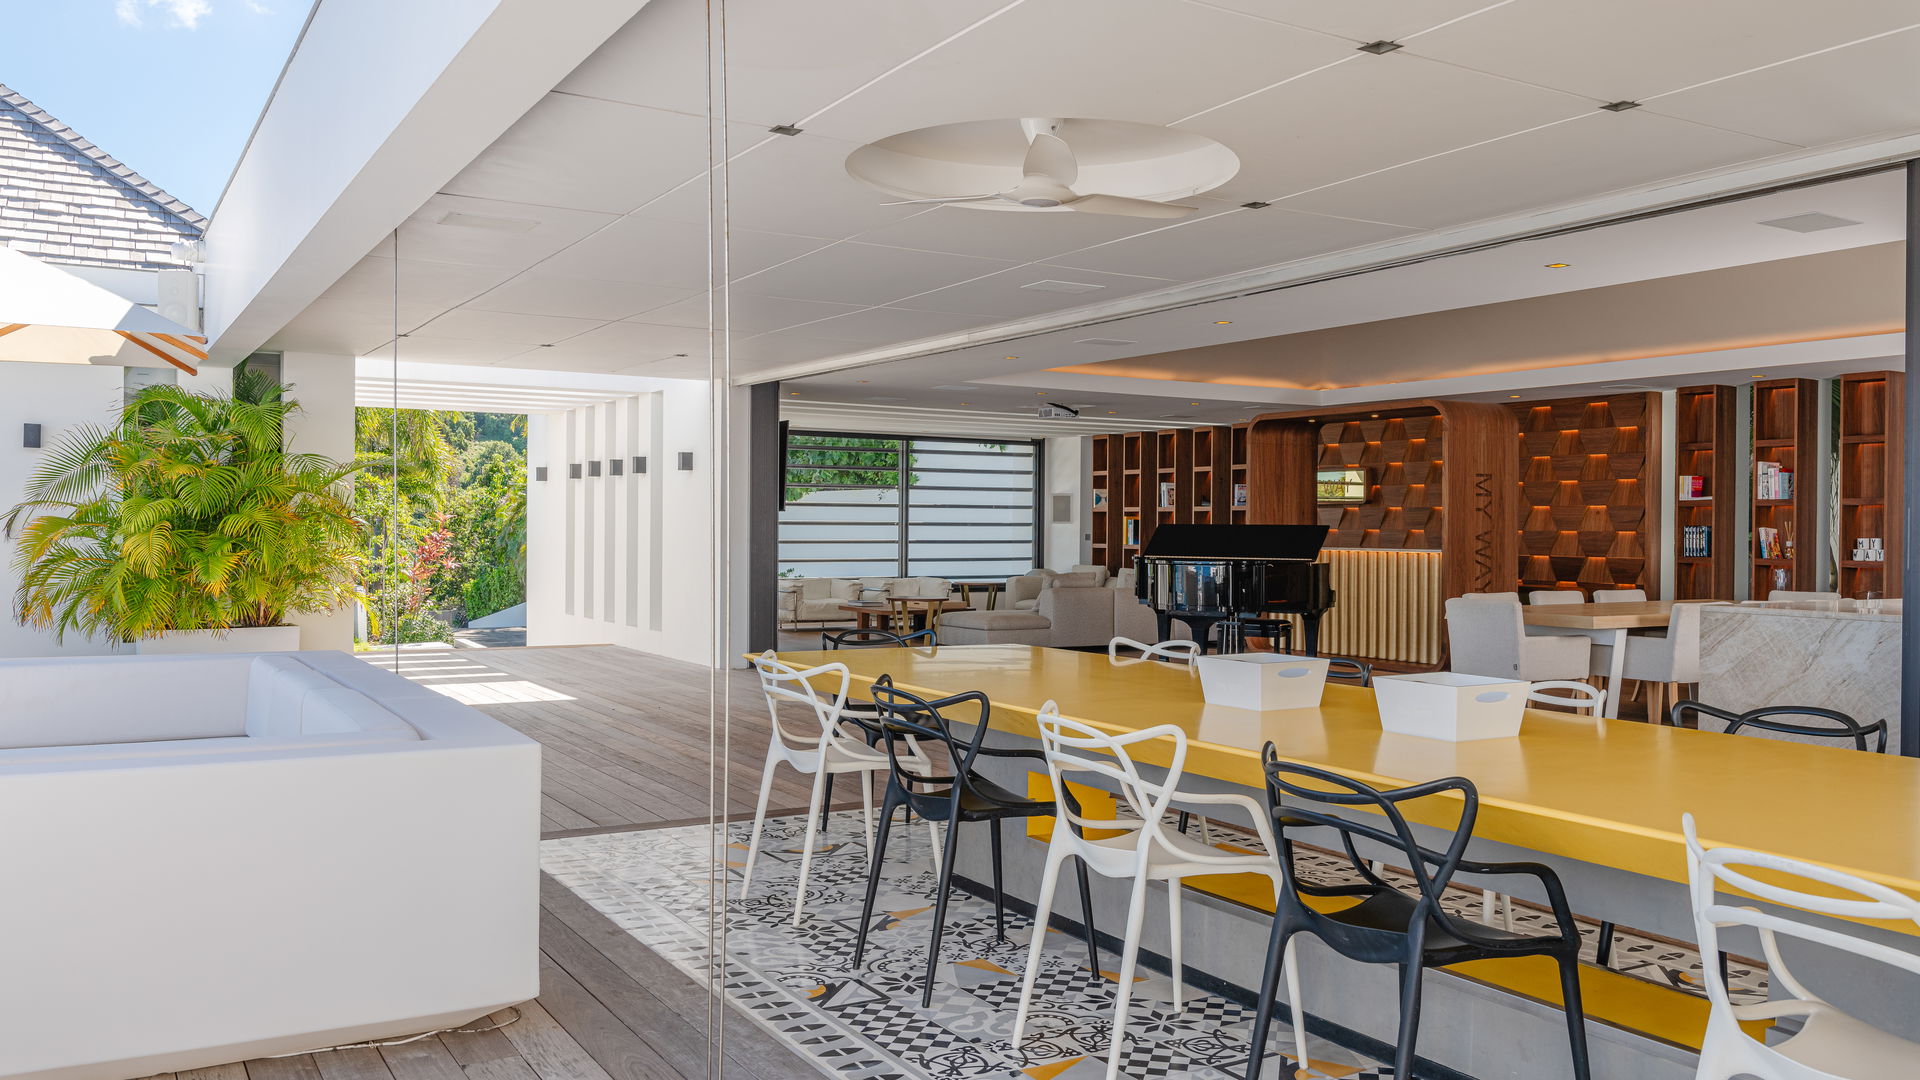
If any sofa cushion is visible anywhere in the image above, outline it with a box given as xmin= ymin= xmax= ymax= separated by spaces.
xmin=892 ymin=576 xmax=951 ymax=599
xmin=942 ymin=610 xmax=1051 ymax=632
xmin=1047 ymin=571 xmax=1102 ymax=590
xmin=1070 ymin=564 xmax=1111 ymax=586
xmin=796 ymin=577 xmax=834 ymax=600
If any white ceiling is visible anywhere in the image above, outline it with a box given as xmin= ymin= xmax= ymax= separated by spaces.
xmin=268 ymin=0 xmax=1920 ymax=404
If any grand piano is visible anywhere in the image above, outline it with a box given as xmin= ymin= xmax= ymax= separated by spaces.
xmin=1133 ymin=524 xmax=1335 ymax=655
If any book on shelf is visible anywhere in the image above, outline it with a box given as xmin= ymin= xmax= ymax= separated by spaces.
xmin=1678 ymin=474 xmax=1706 ymax=498
xmin=1123 ymin=516 xmax=1140 ymax=546
xmin=1158 ymin=481 xmax=1176 ymax=509
xmin=1232 ymin=482 xmax=1248 ymax=508
xmin=1755 ymin=461 xmax=1794 ymax=500
xmin=1682 ymin=524 xmax=1713 ymax=557
xmin=1757 ymin=526 xmax=1782 ymax=560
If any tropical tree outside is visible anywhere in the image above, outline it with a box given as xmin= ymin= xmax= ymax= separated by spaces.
xmin=355 ymin=407 xmax=527 ymax=645
xmin=782 ymin=433 xmax=911 ymax=503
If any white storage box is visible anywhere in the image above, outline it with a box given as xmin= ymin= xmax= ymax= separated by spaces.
xmin=1374 ymin=672 xmax=1528 ymax=742
xmin=1196 ymin=654 xmax=1330 ymax=711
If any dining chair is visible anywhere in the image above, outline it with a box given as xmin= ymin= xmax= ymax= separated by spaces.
xmin=1012 ymin=706 xmax=1302 ymax=1080
xmin=1527 ymin=590 xmax=1585 ymax=605
xmin=1445 ymin=593 xmax=1590 ymax=681
xmin=1671 ymin=700 xmax=1888 ymax=752
xmin=1583 ymin=600 xmax=1711 ymax=720
xmin=1528 ymin=680 xmax=1605 ymax=715
xmin=743 ymin=652 xmax=934 ymax=925
xmin=1245 ymin=748 xmax=1591 ymax=1080
xmin=821 ymin=627 xmax=935 ymax=649
xmin=1326 ymin=657 xmax=1373 ymax=686
xmin=1108 ymin=636 xmax=1199 ymax=662
xmin=850 ymin=679 xmax=1103 ymax=1008
xmin=1592 ymin=588 xmax=1647 ymax=603
xmin=1682 ymin=812 xmax=1920 ymax=1079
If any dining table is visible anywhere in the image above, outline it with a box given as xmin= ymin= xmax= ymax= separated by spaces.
xmin=1520 ymin=600 xmax=1672 ymax=718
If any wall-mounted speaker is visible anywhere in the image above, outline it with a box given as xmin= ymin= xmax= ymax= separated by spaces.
xmin=22 ymin=424 xmax=40 ymax=449
xmin=634 ymin=456 xmax=648 ymax=474
xmin=609 ymin=458 xmax=624 ymax=476
xmin=677 ymin=452 xmax=694 ymax=471
xmin=534 ymin=467 xmax=548 ymax=482
xmin=587 ymin=460 xmax=602 ymax=477
xmin=568 ymin=464 xmax=583 ymax=479
xmin=1051 ymin=493 xmax=1073 ymax=523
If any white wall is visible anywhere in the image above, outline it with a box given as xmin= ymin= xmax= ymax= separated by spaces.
xmin=280 ymin=352 xmax=358 ymax=651
xmin=1044 ymin=436 xmax=1089 ymax=570
xmin=526 ymin=379 xmax=718 ymax=666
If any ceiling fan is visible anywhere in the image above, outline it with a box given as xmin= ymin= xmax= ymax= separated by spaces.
xmin=882 ymin=119 xmax=1199 ymax=220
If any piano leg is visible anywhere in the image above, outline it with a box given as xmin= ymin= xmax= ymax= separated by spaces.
xmin=1156 ymin=610 xmax=1175 ymax=646
xmin=1300 ymin=614 xmax=1322 ymax=658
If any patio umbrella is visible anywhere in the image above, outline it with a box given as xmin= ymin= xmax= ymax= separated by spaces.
xmin=0 ymin=243 xmax=204 ymax=374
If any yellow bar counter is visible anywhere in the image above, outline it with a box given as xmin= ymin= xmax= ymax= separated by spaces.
xmin=767 ymin=644 xmax=1920 ymax=1080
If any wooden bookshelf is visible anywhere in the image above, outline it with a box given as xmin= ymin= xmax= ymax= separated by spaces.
xmin=1749 ymin=378 xmax=1819 ymax=599
xmin=1118 ymin=429 xmax=1158 ymax=569
xmin=1089 ymin=434 xmax=1112 ymax=571
xmin=1229 ymin=422 xmax=1250 ymax=524
xmin=1672 ymin=386 xmax=1738 ymax=600
xmin=1837 ymin=371 xmax=1903 ymax=599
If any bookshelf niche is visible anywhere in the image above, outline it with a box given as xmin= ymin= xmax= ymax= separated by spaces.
xmin=1090 ymin=424 xmax=1248 ymax=571
xmin=1749 ymin=378 xmax=1818 ymax=599
xmin=1838 ymin=371 xmax=1904 ymax=599
xmin=1672 ymin=386 xmax=1738 ymax=600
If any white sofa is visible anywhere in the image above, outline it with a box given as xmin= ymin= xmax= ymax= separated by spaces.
xmin=941 ymin=569 xmax=1187 ymax=648
xmin=0 ymin=651 xmax=540 ymax=1080
xmin=776 ymin=575 xmax=961 ymax=627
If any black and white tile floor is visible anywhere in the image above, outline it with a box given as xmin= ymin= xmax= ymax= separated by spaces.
xmin=541 ymin=811 xmax=1763 ymax=1080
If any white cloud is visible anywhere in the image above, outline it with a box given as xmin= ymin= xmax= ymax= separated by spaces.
xmin=116 ymin=0 xmax=216 ymax=29
xmin=243 ymin=0 xmax=270 ymax=11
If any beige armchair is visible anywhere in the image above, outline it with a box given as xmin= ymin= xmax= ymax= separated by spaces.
xmin=776 ymin=577 xmax=861 ymax=628
xmin=941 ymin=578 xmax=1115 ymax=647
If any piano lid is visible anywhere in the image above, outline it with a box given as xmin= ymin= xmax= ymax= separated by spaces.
xmin=1140 ymin=524 xmax=1331 ymax=561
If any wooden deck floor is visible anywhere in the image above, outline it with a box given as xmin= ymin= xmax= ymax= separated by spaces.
xmin=168 ymin=645 xmax=824 ymax=1080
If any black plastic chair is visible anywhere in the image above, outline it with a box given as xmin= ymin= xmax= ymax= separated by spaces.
xmin=821 ymin=627 xmax=935 ymax=649
xmin=1326 ymin=657 xmax=1373 ymax=686
xmin=1671 ymin=700 xmax=1887 ymax=752
xmin=1246 ymin=746 xmax=1591 ymax=1080
xmin=851 ymin=676 xmax=1101 ymax=1006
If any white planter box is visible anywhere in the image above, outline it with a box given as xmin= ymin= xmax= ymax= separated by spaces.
xmin=1196 ymin=654 xmax=1330 ymax=711
xmin=1374 ymin=672 xmax=1528 ymax=742
xmin=133 ymin=626 xmax=302 ymax=654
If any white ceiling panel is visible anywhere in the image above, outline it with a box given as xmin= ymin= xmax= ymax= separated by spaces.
xmin=269 ymin=297 xmax=416 ymax=356
xmin=1275 ymin=111 xmax=1795 ymax=230
xmin=715 ymin=133 xmax=931 ymax=238
xmin=560 ymin=0 xmax=1013 ymax=128
xmin=899 ymin=263 xmax=1183 ymax=317
xmin=778 ymin=305 xmax=1002 ymax=347
xmin=322 ymin=255 xmax=519 ymax=311
xmin=536 ymin=214 xmax=832 ymax=290
xmin=527 ymin=321 xmax=719 ymax=372
xmin=1050 ymin=205 xmax=1416 ymax=280
xmin=729 ymin=242 xmax=1017 ymax=305
xmin=1179 ymin=52 xmax=1594 ymax=205
xmin=1411 ymin=0 xmax=1920 ymax=103
xmin=1197 ymin=0 xmax=1515 ymax=44
xmin=1647 ymin=27 xmax=1920 ymax=148
xmin=801 ymin=0 xmax=1357 ymax=142
xmin=462 ymin=275 xmax=699 ymax=321
xmin=441 ymin=94 xmax=754 ymax=215
xmin=637 ymin=293 xmax=866 ymax=333
xmin=388 ymin=337 xmax=544 ymax=365
xmin=845 ymin=199 xmax=1220 ymax=262
xmin=412 ymin=307 xmax=607 ymax=345
xmin=387 ymin=194 xmax=618 ymax=269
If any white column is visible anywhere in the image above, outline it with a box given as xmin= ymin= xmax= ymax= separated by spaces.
xmin=279 ymin=351 xmax=357 ymax=651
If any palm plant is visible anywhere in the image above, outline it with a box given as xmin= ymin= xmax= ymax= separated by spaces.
xmin=3 ymin=367 xmax=363 ymax=643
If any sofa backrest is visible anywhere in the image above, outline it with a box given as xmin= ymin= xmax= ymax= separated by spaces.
xmin=1037 ymin=581 xmax=1116 ymax=646
xmin=1069 ymin=564 xmax=1111 ymax=585
xmin=0 ymin=654 xmax=255 ymax=749
xmin=245 ymin=655 xmax=417 ymax=738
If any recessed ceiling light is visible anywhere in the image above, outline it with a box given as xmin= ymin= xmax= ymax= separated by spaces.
xmin=1758 ymin=212 xmax=1862 ymax=234
xmin=787 ymin=392 xmax=800 ymax=396
xmin=1004 ymin=356 xmax=1020 ymax=360
xmin=1509 ymin=394 xmax=1521 ymax=399
xmin=1357 ymin=40 xmax=1402 ymax=54
xmin=1544 ymin=263 xmax=1570 ymax=268
xmin=1750 ymin=374 xmax=1766 ymax=379
xmin=855 ymin=380 xmax=869 ymax=384
xmin=960 ymin=402 xmax=973 ymax=406
xmin=1107 ymin=411 xmax=1117 ymax=415
xmin=1213 ymin=320 xmax=1232 ymax=325
xmin=1370 ymin=414 xmax=1380 ymax=418
xmin=1599 ymin=100 xmax=1641 ymax=112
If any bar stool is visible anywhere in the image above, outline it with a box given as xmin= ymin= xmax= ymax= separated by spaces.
xmin=1245 ymin=747 xmax=1591 ymax=1080
xmin=1682 ymin=812 xmax=1920 ymax=1079
xmin=742 ymin=652 xmax=934 ymax=925
xmin=1012 ymin=706 xmax=1303 ymax=1080
xmin=850 ymin=679 xmax=1102 ymax=1007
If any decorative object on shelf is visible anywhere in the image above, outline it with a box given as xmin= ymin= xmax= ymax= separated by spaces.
xmin=1749 ymin=378 xmax=1819 ymax=599
xmin=1673 ymin=385 xmax=1737 ymax=600
xmin=1158 ymin=480 xmax=1176 ymax=508
xmin=1232 ymin=482 xmax=1248 ymax=507
xmin=1091 ymin=488 xmax=1107 ymax=509
xmin=1837 ymin=371 xmax=1904 ymax=598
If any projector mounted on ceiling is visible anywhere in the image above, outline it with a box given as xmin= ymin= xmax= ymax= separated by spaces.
xmin=1037 ymin=402 xmax=1081 ymax=419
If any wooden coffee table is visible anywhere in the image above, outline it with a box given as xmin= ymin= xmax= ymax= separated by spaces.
xmin=839 ymin=599 xmax=971 ymax=634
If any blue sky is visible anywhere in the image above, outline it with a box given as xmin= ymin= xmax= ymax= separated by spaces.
xmin=0 ymin=0 xmax=310 ymax=215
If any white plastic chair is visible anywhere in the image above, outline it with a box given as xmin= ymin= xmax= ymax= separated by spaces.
xmin=1528 ymin=680 xmax=1605 ymax=715
xmin=1011 ymin=704 xmax=1305 ymax=1080
xmin=743 ymin=651 xmax=934 ymax=925
xmin=1683 ymin=812 xmax=1920 ymax=1079
xmin=1107 ymin=636 xmax=1200 ymax=663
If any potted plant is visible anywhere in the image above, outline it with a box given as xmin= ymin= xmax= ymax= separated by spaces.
xmin=3 ymin=366 xmax=363 ymax=653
